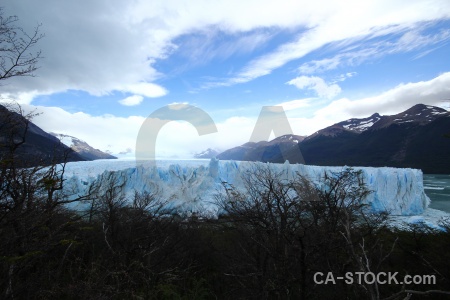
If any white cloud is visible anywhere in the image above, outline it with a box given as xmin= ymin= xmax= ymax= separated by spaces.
xmin=167 ymin=102 xmax=190 ymax=110
xmin=287 ymin=76 xmax=341 ymax=99
xmin=298 ymin=26 xmax=450 ymax=75
xmin=19 ymin=72 xmax=450 ymax=158
xmin=333 ymin=72 xmax=357 ymax=83
xmin=23 ymin=105 xmax=257 ymax=159
xmin=3 ymin=1 xmax=450 ymax=158
xmin=119 ymin=95 xmax=144 ymax=106
xmin=22 ymin=105 xmax=146 ymax=156
xmin=275 ymin=98 xmax=312 ymax=111
xmin=308 ymin=72 xmax=450 ymax=128
xmin=3 ymin=0 xmax=449 ymax=100
xmin=1 ymin=1 xmax=168 ymax=103
xmin=225 ymin=1 xmax=450 ymax=83
xmin=122 ymin=82 xmax=168 ymax=98
xmin=174 ymin=29 xmax=273 ymax=67
xmin=0 ymin=91 xmax=45 ymax=105
xmin=150 ymin=116 xmax=256 ymax=157
xmin=394 ymin=27 xmax=450 ymax=53
xmin=271 ymin=72 xmax=450 ymax=138
xmin=299 ymin=57 xmax=342 ymax=74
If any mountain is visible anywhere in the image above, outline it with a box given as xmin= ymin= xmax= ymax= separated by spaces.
xmin=0 ymin=104 xmax=85 ymax=166
xmin=50 ymin=133 xmax=117 ymax=160
xmin=217 ymin=134 xmax=305 ymax=163
xmin=194 ymin=148 xmax=219 ymax=159
xmin=306 ymin=104 xmax=448 ymax=139
xmin=305 ymin=113 xmax=382 ymax=139
xmin=285 ymin=104 xmax=450 ymax=173
xmin=218 ymin=104 xmax=450 ymax=174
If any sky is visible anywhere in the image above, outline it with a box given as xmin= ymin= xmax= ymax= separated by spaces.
xmin=1 ymin=0 xmax=450 ymax=158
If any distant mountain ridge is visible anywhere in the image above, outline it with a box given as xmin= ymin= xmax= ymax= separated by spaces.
xmin=0 ymin=104 xmax=85 ymax=166
xmin=50 ymin=133 xmax=117 ymax=160
xmin=307 ymin=104 xmax=449 ymax=139
xmin=0 ymin=104 xmax=116 ymax=166
xmin=194 ymin=148 xmax=219 ymax=159
xmin=217 ymin=134 xmax=305 ymax=162
xmin=217 ymin=104 xmax=450 ymax=174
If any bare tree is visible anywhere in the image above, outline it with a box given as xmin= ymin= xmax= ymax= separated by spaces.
xmin=217 ymin=165 xmax=450 ymax=299
xmin=0 ymin=7 xmax=43 ymax=83
xmin=216 ymin=164 xmax=328 ymax=299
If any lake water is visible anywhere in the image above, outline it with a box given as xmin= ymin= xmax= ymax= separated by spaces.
xmin=424 ymin=174 xmax=450 ymax=213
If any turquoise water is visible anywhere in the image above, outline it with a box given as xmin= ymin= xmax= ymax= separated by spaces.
xmin=424 ymin=174 xmax=450 ymax=213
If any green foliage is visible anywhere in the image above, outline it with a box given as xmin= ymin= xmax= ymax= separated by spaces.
xmin=155 ymin=278 xmax=212 ymax=300
xmin=0 ymin=251 xmax=44 ymax=263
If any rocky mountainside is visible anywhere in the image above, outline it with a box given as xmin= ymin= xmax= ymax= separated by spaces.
xmin=50 ymin=133 xmax=117 ymax=160
xmin=217 ymin=104 xmax=450 ymax=173
xmin=217 ymin=134 xmax=305 ymax=163
xmin=307 ymin=104 xmax=449 ymax=139
xmin=0 ymin=104 xmax=85 ymax=166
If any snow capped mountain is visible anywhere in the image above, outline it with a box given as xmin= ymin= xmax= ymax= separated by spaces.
xmin=311 ymin=104 xmax=449 ymax=137
xmin=194 ymin=148 xmax=220 ymax=159
xmin=0 ymin=104 xmax=85 ymax=166
xmin=216 ymin=104 xmax=450 ymax=173
xmin=340 ymin=113 xmax=382 ymax=133
xmin=268 ymin=134 xmax=305 ymax=145
xmin=295 ymin=104 xmax=450 ymax=173
xmin=51 ymin=133 xmax=117 ymax=160
xmin=370 ymin=104 xmax=449 ymax=130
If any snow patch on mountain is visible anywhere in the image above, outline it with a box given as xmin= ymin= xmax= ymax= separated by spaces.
xmin=324 ymin=104 xmax=449 ymax=136
xmin=57 ymin=135 xmax=74 ymax=147
xmin=51 ymin=133 xmax=117 ymax=160
xmin=194 ymin=148 xmax=220 ymax=159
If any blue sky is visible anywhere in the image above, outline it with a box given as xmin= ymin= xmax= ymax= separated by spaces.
xmin=2 ymin=0 xmax=450 ymax=158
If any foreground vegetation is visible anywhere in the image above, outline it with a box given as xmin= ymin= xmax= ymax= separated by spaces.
xmin=1 ymin=132 xmax=450 ymax=299
xmin=1 ymin=7 xmax=450 ymax=299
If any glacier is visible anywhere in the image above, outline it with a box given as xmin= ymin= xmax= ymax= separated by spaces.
xmin=60 ymin=158 xmax=430 ymax=217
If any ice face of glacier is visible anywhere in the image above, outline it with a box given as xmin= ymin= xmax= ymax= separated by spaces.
xmin=61 ymin=159 xmax=430 ymax=217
